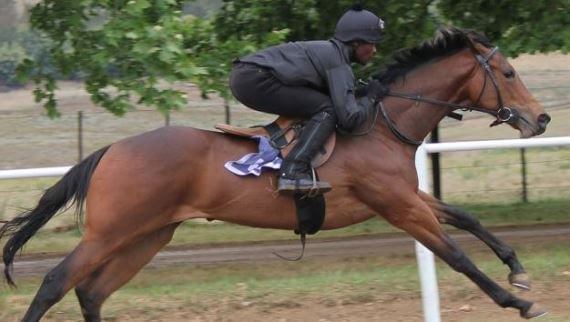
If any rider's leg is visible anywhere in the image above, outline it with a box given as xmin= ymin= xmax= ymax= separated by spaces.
xmin=229 ymin=62 xmax=333 ymax=118
xmin=277 ymin=110 xmax=336 ymax=194
xmin=229 ymin=63 xmax=338 ymax=194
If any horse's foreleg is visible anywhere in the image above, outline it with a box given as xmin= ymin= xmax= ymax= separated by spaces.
xmin=75 ymin=222 xmax=180 ymax=322
xmin=373 ymin=195 xmax=545 ymax=319
xmin=419 ymin=191 xmax=530 ymax=290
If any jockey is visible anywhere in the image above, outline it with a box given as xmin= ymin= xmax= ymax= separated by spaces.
xmin=229 ymin=5 xmax=388 ymax=195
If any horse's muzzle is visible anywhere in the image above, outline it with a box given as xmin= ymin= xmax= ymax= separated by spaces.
xmin=537 ymin=113 xmax=551 ymax=131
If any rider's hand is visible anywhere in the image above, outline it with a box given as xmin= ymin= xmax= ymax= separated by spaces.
xmin=367 ymin=79 xmax=389 ymax=101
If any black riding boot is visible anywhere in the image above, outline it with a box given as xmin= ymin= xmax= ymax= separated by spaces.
xmin=278 ymin=111 xmax=336 ymax=195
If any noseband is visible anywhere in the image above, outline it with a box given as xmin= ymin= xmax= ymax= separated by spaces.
xmin=384 ymin=46 xmax=520 ymax=128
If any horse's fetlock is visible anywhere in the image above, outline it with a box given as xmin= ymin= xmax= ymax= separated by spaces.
xmin=496 ymin=294 xmax=516 ymax=308
xmin=504 ymin=248 xmax=516 ymax=259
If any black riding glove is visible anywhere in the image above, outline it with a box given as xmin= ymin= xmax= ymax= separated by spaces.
xmin=366 ymin=79 xmax=389 ymax=101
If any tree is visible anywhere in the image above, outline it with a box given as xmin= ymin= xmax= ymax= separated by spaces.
xmin=17 ymin=0 xmax=284 ymax=117
xmin=17 ymin=0 xmax=569 ymax=116
xmin=215 ymin=0 xmax=569 ymax=69
xmin=438 ymin=0 xmax=570 ymax=56
xmin=214 ymin=0 xmax=439 ymax=76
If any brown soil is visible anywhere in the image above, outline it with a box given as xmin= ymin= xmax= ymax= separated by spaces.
xmin=9 ymin=226 xmax=570 ymax=322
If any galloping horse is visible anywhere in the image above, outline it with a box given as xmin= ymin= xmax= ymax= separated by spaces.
xmin=1 ymin=28 xmax=551 ymax=321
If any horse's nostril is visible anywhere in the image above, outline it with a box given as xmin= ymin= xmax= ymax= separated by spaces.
xmin=538 ymin=113 xmax=551 ymax=126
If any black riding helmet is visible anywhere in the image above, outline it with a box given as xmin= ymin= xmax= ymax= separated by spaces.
xmin=334 ymin=5 xmax=385 ymax=44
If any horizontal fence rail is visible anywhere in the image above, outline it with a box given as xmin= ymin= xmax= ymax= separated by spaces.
xmin=0 ymin=166 xmax=72 ymax=180
xmin=423 ymin=136 xmax=570 ymax=153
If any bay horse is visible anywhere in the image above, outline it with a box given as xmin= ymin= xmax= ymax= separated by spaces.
xmin=1 ymin=28 xmax=551 ymax=321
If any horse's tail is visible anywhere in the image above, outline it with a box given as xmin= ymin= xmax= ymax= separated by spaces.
xmin=0 ymin=145 xmax=110 ymax=287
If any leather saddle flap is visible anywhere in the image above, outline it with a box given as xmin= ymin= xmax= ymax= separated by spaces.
xmin=215 ymin=116 xmax=335 ymax=168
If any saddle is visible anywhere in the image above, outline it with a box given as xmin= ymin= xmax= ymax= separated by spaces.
xmin=215 ymin=116 xmax=336 ymax=168
xmin=216 ymin=117 xmax=334 ymax=241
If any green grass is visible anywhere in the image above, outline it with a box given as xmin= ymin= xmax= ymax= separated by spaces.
xmin=0 ymin=242 xmax=568 ymax=321
xmin=460 ymin=199 xmax=570 ymax=226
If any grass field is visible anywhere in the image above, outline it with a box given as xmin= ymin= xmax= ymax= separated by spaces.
xmin=1 ymin=237 xmax=569 ymax=321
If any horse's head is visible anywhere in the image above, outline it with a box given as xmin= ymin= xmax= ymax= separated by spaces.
xmin=463 ymin=31 xmax=550 ymax=138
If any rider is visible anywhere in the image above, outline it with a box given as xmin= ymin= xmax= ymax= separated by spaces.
xmin=229 ymin=5 xmax=388 ymax=195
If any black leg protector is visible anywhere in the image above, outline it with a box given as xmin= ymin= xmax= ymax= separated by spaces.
xmin=75 ymin=287 xmax=102 ymax=322
xmin=438 ymin=236 xmax=533 ymax=316
xmin=278 ymin=111 xmax=336 ymax=195
xmin=75 ymin=274 xmax=103 ymax=322
xmin=440 ymin=203 xmax=526 ymax=275
xmin=22 ymin=266 xmax=69 ymax=322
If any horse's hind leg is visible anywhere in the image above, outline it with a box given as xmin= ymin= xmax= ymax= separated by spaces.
xmin=419 ymin=192 xmax=530 ymax=290
xmin=370 ymin=194 xmax=545 ymax=319
xmin=21 ymin=236 xmax=129 ymax=322
xmin=75 ymin=222 xmax=180 ymax=322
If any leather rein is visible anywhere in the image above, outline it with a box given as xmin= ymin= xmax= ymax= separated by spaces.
xmin=380 ymin=46 xmax=520 ymax=146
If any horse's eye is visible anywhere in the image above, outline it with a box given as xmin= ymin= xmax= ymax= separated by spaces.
xmin=504 ymin=70 xmax=515 ymax=79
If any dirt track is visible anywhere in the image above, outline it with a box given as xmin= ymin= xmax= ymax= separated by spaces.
xmin=7 ymin=225 xmax=570 ymax=279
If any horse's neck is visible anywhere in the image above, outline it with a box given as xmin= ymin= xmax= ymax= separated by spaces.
xmin=382 ymin=50 xmax=475 ymax=143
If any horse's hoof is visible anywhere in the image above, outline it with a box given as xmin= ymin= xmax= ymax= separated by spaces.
xmin=521 ymin=304 xmax=548 ymax=319
xmin=509 ymin=272 xmax=531 ymax=290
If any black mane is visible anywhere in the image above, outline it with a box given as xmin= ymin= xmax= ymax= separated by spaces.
xmin=376 ymin=27 xmax=493 ymax=84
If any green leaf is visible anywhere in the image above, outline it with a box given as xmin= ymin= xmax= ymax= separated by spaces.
xmin=127 ymin=0 xmax=151 ymax=14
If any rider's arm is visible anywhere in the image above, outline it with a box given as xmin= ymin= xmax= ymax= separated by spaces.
xmin=326 ymin=64 xmax=376 ymax=132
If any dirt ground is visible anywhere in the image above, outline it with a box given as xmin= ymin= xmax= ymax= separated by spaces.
xmin=131 ymin=292 xmax=567 ymax=322
xmin=8 ymin=227 xmax=570 ymax=322
xmin=100 ymin=235 xmax=570 ymax=322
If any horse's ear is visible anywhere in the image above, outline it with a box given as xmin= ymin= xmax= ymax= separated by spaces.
xmin=463 ymin=29 xmax=494 ymax=52
xmin=462 ymin=29 xmax=482 ymax=52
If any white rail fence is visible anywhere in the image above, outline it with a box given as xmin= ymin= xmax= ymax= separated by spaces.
xmin=1 ymin=136 xmax=570 ymax=322
xmin=415 ymin=136 xmax=570 ymax=322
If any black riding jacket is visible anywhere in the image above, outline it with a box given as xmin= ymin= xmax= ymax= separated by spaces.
xmin=238 ymin=38 xmax=375 ymax=132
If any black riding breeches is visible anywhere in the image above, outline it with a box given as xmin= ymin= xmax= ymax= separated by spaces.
xmin=229 ymin=63 xmax=335 ymax=119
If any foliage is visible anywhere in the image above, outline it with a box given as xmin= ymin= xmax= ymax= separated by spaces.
xmin=214 ymin=0 xmax=438 ymax=77
xmin=0 ymin=42 xmax=27 ymax=87
xmin=17 ymin=0 xmax=283 ymax=117
xmin=182 ymin=16 xmax=286 ymax=100
xmin=438 ymin=0 xmax=570 ymax=57
xmin=182 ymin=0 xmax=222 ymax=18
xmin=215 ymin=0 xmax=569 ymax=74
xmin=0 ymin=28 xmax=52 ymax=88
xmin=14 ymin=0 xmax=569 ymax=115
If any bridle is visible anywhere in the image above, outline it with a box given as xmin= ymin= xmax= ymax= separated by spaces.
xmin=380 ymin=45 xmax=520 ymax=145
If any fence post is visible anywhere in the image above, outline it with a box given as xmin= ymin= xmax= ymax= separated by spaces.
xmin=521 ymin=148 xmax=528 ymax=202
xmin=225 ymin=99 xmax=231 ymax=124
xmin=430 ymin=127 xmax=441 ymax=200
xmin=165 ymin=111 xmax=170 ymax=126
xmin=415 ymin=144 xmax=441 ymax=322
xmin=78 ymin=111 xmax=84 ymax=162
